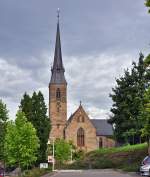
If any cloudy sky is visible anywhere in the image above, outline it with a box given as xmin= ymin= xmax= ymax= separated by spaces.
xmin=0 ymin=0 xmax=149 ymax=119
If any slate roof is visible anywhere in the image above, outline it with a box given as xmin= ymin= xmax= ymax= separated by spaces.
xmin=91 ymin=119 xmax=113 ymax=136
xmin=50 ymin=20 xmax=67 ymax=84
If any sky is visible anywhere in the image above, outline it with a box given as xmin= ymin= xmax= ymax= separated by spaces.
xmin=0 ymin=0 xmax=149 ymax=119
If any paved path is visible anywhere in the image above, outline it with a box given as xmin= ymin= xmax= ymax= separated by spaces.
xmin=42 ymin=169 xmax=139 ymax=177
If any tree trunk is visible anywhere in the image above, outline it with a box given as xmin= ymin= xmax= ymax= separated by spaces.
xmin=18 ymin=160 xmax=22 ymax=177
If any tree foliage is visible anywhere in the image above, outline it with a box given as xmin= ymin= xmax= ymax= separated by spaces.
xmin=4 ymin=111 xmax=39 ymax=169
xmin=20 ymin=91 xmax=50 ymax=163
xmin=0 ymin=99 xmax=9 ymax=161
xmin=145 ymin=0 xmax=150 ymax=13
xmin=141 ymin=88 xmax=150 ymax=142
xmin=47 ymin=140 xmax=76 ymax=164
xmin=109 ymin=53 xmax=149 ymax=144
xmin=145 ymin=54 xmax=150 ymax=67
xmin=54 ymin=139 xmax=72 ymax=163
xmin=20 ymin=92 xmax=32 ymax=122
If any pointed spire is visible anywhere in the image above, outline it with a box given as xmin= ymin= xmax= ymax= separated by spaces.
xmin=53 ymin=9 xmax=63 ymax=71
xmin=50 ymin=9 xmax=67 ymax=84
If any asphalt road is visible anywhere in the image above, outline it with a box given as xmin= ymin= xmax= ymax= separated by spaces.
xmin=43 ymin=169 xmax=139 ymax=177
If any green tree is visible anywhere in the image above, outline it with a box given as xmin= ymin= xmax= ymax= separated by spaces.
xmin=54 ymin=139 xmax=71 ymax=163
xmin=144 ymin=54 xmax=150 ymax=66
xmin=20 ymin=92 xmax=32 ymax=122
xmin=31 ymin=91 xmax=50 ymax=163
xmin=4 ymin=111 xmax=39 ymax=169
xmin=141 ymin=87 xmax=150 ymax=145
xmin=109 ymin=53 xmax=148 ymax=144
xmin=109 ymin=69 xmax=135 ymax=143
xmin=0 ymin=99 xmax=9 ymax=163
xmin=20 ymin=91 xmax=50 ymax=163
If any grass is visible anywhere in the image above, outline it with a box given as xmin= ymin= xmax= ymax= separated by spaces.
xmin=64 ymin=143 xmax=148 ymax=172
xmin=92 ymin=143 xmax=147 ymax=154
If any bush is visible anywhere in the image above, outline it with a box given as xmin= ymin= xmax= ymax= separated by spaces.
xmin=73 ymin=150 xmax=85 ymax=160
xmin=64 ymin=143 xmax=148 ymax=171
xmin=22 ymin=167 xmax=52 ymax=177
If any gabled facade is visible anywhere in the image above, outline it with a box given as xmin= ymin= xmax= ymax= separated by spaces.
xmin=64 ymin=105 xmax=98 ymax=151
xmin=49 ymin=15 xmax=115 ymax=151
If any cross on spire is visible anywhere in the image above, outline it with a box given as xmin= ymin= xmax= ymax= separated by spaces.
xmin=80 ymin=101 xmax=82 ymax=106
xmin=57 ymin=8 xmax=60 ymax=22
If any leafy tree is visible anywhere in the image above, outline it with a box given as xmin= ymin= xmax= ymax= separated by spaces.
xmin=31 ymin=91 xmax=50 ymax=163
xmin=145 ymin=0 xmax=150 ymax=13
xmin=54 ymin=139 xmax=71 ymax=163
xmin=141 ymin=87 xmax=150 ymax=145
xmin=4 ymin=111 xmax=39 ymax=169
xmin=144 ymin=54 xmax=150 ymax=66
xmin=20 ymin=92 xmax=32 ymax=122
xmin=130 ymin=54 xmax=147 ymax=137
xmin=0 ymin=99 xmax=9 ymax=163
xmin=109 ymin=53 xmax=148 ymax=144
xmin=109 ymin=69 xmax=135 ymax=143
xmin=20 ymin=91 xmax=50 ymax=163
xmin=47 ymin=140 xmax=76 ymax=164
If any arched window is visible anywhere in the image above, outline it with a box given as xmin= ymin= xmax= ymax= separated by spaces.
xmin=99 ymin=137 xmax=103 ymax=148
xmin=77 ymin=128 xmax=85 ymax=147
xmin=56 ymin=88 xmax=61 ymax=99
xmin=82 ymin=116 xmax=84 ymax=122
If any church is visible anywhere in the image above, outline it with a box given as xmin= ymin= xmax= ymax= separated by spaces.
xmin=49 ymin=15 xmax=115 ymax=152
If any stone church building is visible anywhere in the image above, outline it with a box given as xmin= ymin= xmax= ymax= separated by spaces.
xmin=49 ymin=17 xmax=115 ymax=152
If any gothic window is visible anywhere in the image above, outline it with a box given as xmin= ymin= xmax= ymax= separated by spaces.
xmin=77 ymin=128 xmax=85 ymax=147
xmin=99 ymin=137 xmax=103 ymax=148
xmin=82 ymin=116 xmax=84 ymax=122
xmin=77 ymin=116 xmax=80 ymax=122
xmin=56 ymin=88 xmax=61 ymax=99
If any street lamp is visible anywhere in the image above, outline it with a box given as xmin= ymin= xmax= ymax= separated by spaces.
xmin=47 ymin=137 xmax=55 ymax=171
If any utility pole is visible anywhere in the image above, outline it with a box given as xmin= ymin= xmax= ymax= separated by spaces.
xmin=47 ymin=137 xmax=55 ymax=171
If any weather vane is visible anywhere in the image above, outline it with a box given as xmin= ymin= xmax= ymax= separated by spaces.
xmin=57 ymin=8 xmax=60 ymax=21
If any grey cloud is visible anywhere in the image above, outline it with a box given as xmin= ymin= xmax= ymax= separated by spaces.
xmin=0 ymin=58 xmax=43 ymax=103
xmin=0 ymin=0 xmax=149 ymax=62
xmin=65 ymin=54 xmax=135 ymax=114
xmin=0 ymin=0 xmax=149 ymax=119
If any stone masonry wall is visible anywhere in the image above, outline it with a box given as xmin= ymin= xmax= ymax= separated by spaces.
xmin=49 ymin=83 xmax=67 ymax=139
xmin=65 ymin=106 xmax=98 ymax=152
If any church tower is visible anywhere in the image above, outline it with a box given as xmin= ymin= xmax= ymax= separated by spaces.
xmin=49 ymin=11 xmax=67 ymax=139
